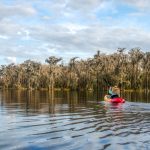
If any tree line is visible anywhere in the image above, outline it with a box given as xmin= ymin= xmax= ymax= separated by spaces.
xmin=0 ymin=48 xmax=149 ymax=91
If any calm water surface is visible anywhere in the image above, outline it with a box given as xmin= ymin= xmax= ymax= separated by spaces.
xmin=0 ymin=90 xmax=150 ymax=150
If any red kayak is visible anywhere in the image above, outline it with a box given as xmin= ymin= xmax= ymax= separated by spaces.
xmin=104 ymin=95 xmax=125 ymax=103
xmin=109 ymin=97 xmax=125 ymax=103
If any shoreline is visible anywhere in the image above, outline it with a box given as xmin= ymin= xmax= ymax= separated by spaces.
xmin=0 ymin=87 xmax=149 ymax=92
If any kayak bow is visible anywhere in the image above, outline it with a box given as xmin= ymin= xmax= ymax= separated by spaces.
xmin=104 ymin=95 xmax=125 ymax=103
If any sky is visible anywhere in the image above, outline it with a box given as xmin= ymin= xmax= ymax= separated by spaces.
xmin=0 ymin=0 xmax=150 ymax=64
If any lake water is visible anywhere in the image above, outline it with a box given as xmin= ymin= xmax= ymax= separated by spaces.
xmin=0 ymin=90 xmax=150 ymax=150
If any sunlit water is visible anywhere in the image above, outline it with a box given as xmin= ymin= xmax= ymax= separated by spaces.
xmin=0 ymin=90 xmax=150 ymax=150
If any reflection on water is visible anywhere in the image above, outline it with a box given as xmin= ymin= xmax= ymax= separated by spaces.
xmin=0 ymin=90 xmax=150 ymax=150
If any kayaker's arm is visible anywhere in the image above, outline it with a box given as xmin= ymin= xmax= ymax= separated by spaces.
xmin=108 ymin=87 xmax=113 ymax=95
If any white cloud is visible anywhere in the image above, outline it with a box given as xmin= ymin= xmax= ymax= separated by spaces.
xmin=121 ymin=0 xmax=150 ymax=10
xmin=0 ymin=0 xmax=150 ymax=65
xmin=62 ymin=23 xmax=88 ymax=34
xmin=0 ymin=4 xmax=36 ymax=20
xmin=0 ymin=19 xmax=23 ymax=37
xmin=1 ymin=20 xmax=150 ymax=64
xmin=29 ymin=23 xmax=150 ymax=51
xmin=4 ymin=57 xmax=17 ymax=64
xmin=0 ymin=35 xmax=9 ymax=39
xmin=66 ymin=0 xmax=104 ymax=12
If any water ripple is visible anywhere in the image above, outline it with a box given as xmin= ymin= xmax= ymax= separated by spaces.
xmin=0 ymin=96 xmax=150 ymax=150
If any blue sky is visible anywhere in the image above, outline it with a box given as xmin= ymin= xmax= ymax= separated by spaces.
xmin=0 ymin=0 xmax=150 ymax=64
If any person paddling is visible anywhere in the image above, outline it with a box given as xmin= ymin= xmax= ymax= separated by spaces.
xmin=108 ymin=86 xmax=120 ymax=99
xmin=104 ymin=85 xmax=125 ymax=103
